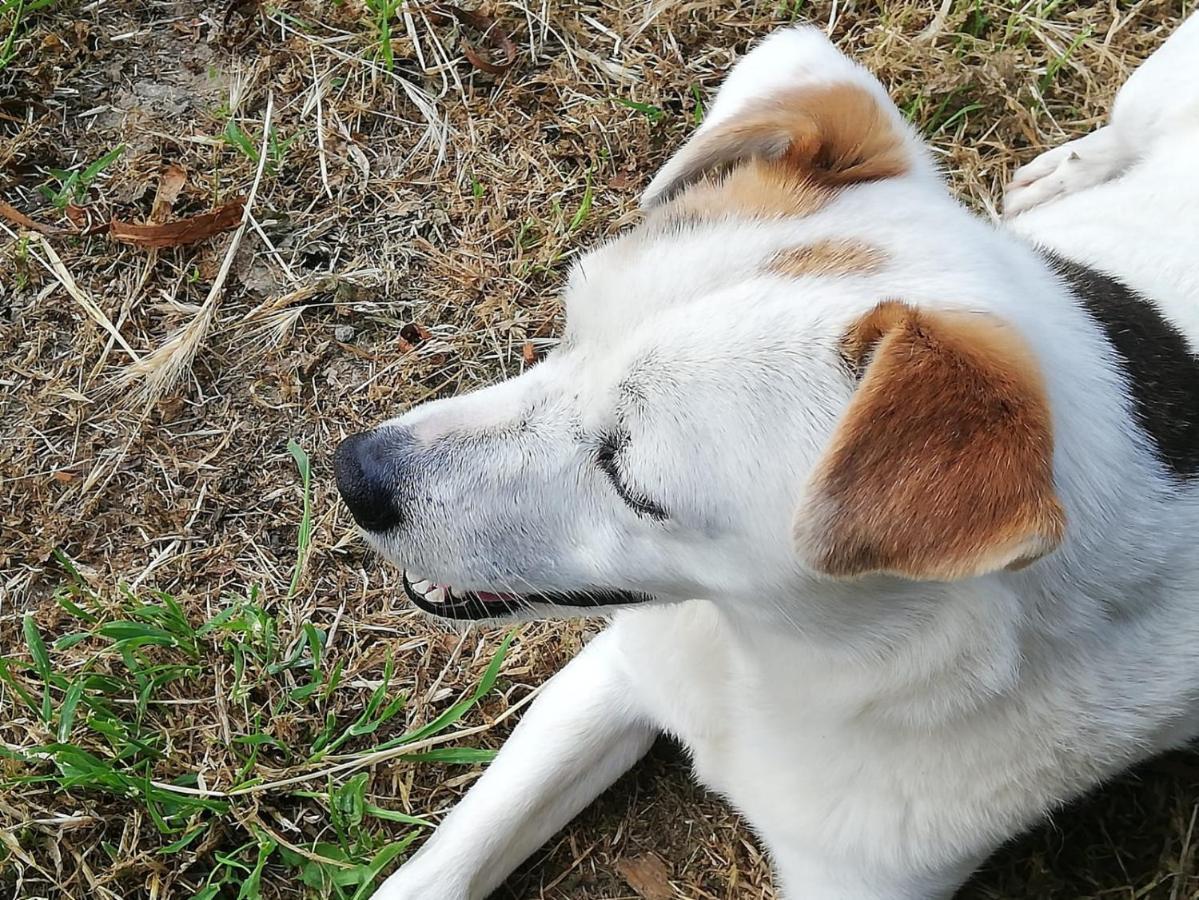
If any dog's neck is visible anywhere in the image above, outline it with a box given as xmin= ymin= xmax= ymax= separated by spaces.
xmin=700 ymin=576 xmax=1028 ymax=725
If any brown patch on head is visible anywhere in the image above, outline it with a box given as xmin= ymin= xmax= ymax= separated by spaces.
xmin=642 ymin=82 xmax=911 ymax=214
xmin=767 ymin=239 xmax=887 ymax=279
xmin=798 ymin=301 xmax=1065 ymax=581
xmin=658 ymin=159 xmax=832 ymax=223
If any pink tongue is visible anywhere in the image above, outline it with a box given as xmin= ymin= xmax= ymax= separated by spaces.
xmin=475 ymin=591 xmax=516 ymax=603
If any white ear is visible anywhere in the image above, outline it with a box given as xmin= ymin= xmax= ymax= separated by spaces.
xmin=641 ymin=26 xmax=936 ymax=209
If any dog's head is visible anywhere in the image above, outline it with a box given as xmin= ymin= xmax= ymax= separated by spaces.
xmin=334 ymin=28 xmax=1065 ymax=622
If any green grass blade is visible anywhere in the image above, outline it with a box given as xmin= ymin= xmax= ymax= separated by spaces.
xmin=57 ymin=678 xmax=85 ymax=741
xmin=568 ymin=171 xmax=593 ymax=232
xmin=377 ymin=630 xmax=514 ymax=750
xmin=224 ymin=120 xmax=261 ymax=164
xmin=347 ymin=834 xmax=420 ymax=900
xmin=158 ymin=823 xmax=210 ymax=855
xmin=400 ymin=747 xmax=498 ymax=765
xmin=78 ymin=144 xmax=124 ymax=191
xmin=23 ymin=614 xmax=52 ymax=680
xmin=22 ymin=613 xmax=53 ymax=722
xmin=287 ymin=439 xmax=312 ymax=598
xmin=236 ymin=833 xmax=277 ymax=900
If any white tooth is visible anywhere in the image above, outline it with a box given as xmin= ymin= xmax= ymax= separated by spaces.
xmin=411 ymin=579 xmax=432 ymax=594
xmin=424 ymin=587 xmax=446 ymax=604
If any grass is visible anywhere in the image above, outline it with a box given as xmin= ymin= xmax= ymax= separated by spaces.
xmin=2 ymin=1 xmax=1196 ymax=898
xmin=38 ymin=145 xmax=125 ymax=210
xmin=362 ymin=0 xmax=404 ymax=72
xmin=2 ymin=522 xmax=513 ymax=898
xmin=0 ymin=433 xmax=511 ymax=900
xmin=0 ymin=0 xmax=55 ymax=70
xmin=613 ymin=96 xmax=668 ymax=124
xmin=225 ymin=122 xmax=300 ymax=176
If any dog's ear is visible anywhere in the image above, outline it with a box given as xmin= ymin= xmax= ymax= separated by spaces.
xmin=798 ymin=301 xmax=1066 ymax=581
xmin=641 ymin=29 xmax=925 ymax=209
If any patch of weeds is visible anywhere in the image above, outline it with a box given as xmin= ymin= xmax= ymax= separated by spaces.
xmin=1001 ymin=1 xmax=1072 ymax=51
xmin=287 ymin=438 xmax=313 ymax=597
xmin=1039 ymin=25 xmax=1093 ymax=94
xmin=515 ymin=216 xmax=541 ymax=253
xmin=6 ymin=231 xmax=33 ymax=293
xmin=0 ymin=0 xmax=56 ymax=70
xmin=522 ymin=170 xmax=598 ymax=277
xmin=567 ymin=170 xmax=594 ymax=233
xmin=225 ymin=121 xmax=300 ymax=174
xmin=38 ymin=144 xmax=125 ymax=210
xmin=923 ymin=85 xmax=985 ymax=136
xmin=902 ymin=84 xmax=986 ymax=138
xmin=2 ymin=442 xmax=514 ymax=896
xmin=901 ymin=90 xmax=925 ymax=125
xmin=363 ymin=0 xmax=404 ymax=71
xmin=269 ymin=7 xmax=315 ymax=35
xmin=961 ymin=0 xmax=991 ymax=40
xmin=690 ymin=84 xmax=705 ymax=126
xmin=613 ymin=97 xmax=667 ymax=124
xmin=775 ymin=0 xmax=807 ymax=20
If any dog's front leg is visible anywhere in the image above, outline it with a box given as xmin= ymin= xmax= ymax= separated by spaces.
xmin=370 ymin=627 xmax=657 ymax=900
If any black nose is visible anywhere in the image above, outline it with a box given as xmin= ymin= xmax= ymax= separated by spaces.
xmin=334 ymin=430 xmax=403 ymax=532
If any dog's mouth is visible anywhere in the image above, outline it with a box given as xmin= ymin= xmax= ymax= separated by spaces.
xmin=402 ymin=570 xmax=654 ymax=620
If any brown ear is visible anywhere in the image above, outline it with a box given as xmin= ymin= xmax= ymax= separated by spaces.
xmin=798 ymin=301 xmax=1065 ymax=581
xmin=641 ymin=83 xmax=911 ymax=209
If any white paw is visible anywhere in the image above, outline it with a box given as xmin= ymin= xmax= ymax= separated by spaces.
xmin=1003 ymin=127 xmax=1129 ymax=218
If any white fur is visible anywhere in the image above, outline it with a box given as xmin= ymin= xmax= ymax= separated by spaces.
xmin=364 ymin=18 xmax=1199 ymax=900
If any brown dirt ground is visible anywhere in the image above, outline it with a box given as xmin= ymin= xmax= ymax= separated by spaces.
xmin=3 ymin=1 xmax=1198 ymax=898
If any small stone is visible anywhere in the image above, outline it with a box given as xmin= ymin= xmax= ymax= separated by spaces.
xmin=335 ymin=324 xmax=356 ymax=343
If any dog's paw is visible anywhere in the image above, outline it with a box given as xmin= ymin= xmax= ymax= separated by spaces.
xmin=1004 ymin=127 xmax=1129 ymax=218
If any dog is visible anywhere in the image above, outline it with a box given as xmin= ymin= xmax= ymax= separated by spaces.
xmin=334 ymin=15 xmax=1199 ymax=899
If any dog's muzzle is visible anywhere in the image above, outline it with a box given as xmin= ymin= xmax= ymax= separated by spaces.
xmin=334 ymin=427 xmax=659 ymax=621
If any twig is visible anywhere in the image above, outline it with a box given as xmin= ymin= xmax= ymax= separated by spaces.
xmin=917 ymin=0 xmax=955 ymax=43
xmin=309 ymin=49 xmax=334 ymax=200
xmin=27 ymin=231 xmax=141 ymax=362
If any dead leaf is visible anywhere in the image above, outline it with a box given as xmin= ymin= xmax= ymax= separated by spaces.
xmin=110 ymin=197 xmax=244 ymax=249
xmin=151 ymin=164 xmax=188 ymax=224
xmin=0 ymin=200 xmax=65 ymax=236
xmin=51 ymin=471 xmax=75 ymax=484
xmin=434 ymin=5 xmax=518 ymax=75
xmin=522 ymin=340 xmax=536 ymax=366
xmin=400 ymin=322 xmax=431 ymax=346
xmin=616 ymin=853 xmax=673 ymax=900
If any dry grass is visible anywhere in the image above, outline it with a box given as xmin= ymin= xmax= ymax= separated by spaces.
xmin=1 ymin=0 xmax=1197 ymax=897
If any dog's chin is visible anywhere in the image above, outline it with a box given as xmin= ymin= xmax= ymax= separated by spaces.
xmin=401 ymin=570 xmax=655 ymax=621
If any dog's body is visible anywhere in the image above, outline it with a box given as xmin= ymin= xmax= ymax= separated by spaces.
xmin=336 ymin=16 xmax=1199 ymax=899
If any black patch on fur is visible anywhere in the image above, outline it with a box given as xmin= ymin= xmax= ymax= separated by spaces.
xmin=1042 ymin=250 xmax=1199 ymax=477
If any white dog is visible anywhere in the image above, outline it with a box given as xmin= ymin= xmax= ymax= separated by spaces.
xmin=335 ymin=15 xmax=1199 ymax=899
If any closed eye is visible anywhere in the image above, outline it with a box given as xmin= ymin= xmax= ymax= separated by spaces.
xmin=596 ymin=433 xmax=668 ymax=521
